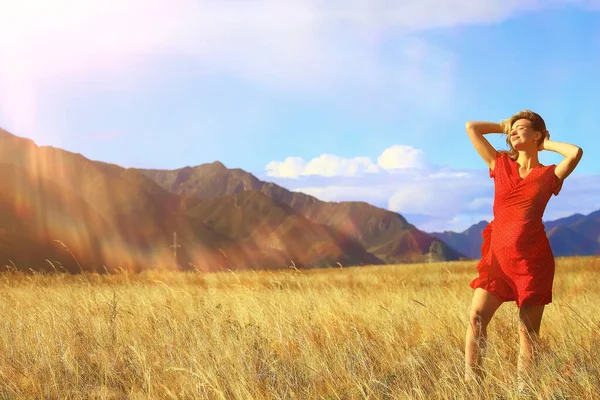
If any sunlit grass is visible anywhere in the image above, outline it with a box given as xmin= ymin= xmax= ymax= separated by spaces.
xmin=0 ymin=256 xmax=598 ymax=399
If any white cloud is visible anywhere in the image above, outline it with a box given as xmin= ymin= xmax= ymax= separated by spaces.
xmin=377 ymin=145 xmax=428 ymax=169
xmin=265 ymin=145 xmax=427 ymax=178
xmin=265 ymin=157 xmax=307 ymax=179
xmin=303 ymin=154 xmax=381 ymax=177
xmin=2 ymin=0 xmax=596 ymax=139
xmin=388 ymin=186 xmax=438 ymax=215
xmin=266 ymin=154 xmax=381 ymax=178
xmin=386 ymin=177 xmax=491 ymax=217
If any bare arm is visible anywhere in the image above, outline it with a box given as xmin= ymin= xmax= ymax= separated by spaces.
xmin=465 ymin=121 xmax=504 ymax=170
xmin=540 ymin=138 xmax=583 ymax=190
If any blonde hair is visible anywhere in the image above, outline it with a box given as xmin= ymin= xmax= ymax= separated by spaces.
xmin=500 ymin=109 xmax=549 ymax=160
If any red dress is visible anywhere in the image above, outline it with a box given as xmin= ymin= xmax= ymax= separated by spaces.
xmin=470 ymin=151 xmax=562 ymax=307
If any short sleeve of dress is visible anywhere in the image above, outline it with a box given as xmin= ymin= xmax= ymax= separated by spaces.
xmin=549 ymin=164 xmax=563 ymax=196
xmin=489 ymin=151 xmax=502 ymax=179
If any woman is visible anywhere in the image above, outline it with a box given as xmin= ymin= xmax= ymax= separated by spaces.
xmin=463 ymin=110 xmax=583 ymax=393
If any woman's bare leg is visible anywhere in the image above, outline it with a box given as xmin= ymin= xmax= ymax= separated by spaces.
xmin=517 ymin=304 xmax=545 ymax=391
xmin=465 ymin=288 xmax=504 ymax=384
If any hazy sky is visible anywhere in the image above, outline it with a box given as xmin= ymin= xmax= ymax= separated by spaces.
xmin=1 ymin=0 xmax=598 ymax=232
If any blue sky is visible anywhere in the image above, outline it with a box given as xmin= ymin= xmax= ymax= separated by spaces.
xmin=1 ymin=1 xmax=599 ymax=232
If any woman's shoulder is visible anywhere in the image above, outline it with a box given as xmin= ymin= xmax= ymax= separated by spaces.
xmin=496 ymin=150 xmax=513 ymax=161
xmin=489 ymin=151 xmax=516 ymax=178
xmin=495 ymin=150 xmax=513 ymax=167
xmin=490 ymin=151 xmax=507 ymax=178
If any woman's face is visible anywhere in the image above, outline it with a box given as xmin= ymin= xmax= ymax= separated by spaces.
xmin=509 ymin=118 xmax=541 ymax=151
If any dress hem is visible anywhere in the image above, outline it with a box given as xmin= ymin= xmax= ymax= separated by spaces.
xmin=469 ymin=280 xmax=552 ymax=308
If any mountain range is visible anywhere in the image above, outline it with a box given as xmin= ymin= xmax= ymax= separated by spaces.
xmin=430 ymin=211 xmax=600 ymax=259
xmin=0 ymin=129 xmax=461 ymax=272
xmin=0 ymin=128 xmax=597 ymax=273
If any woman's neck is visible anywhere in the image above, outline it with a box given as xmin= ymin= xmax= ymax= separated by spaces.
xmin=516 ymin=151 xmax=541 ymax=169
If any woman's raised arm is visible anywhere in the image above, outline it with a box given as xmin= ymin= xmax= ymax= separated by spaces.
xmin=540 ymin=138 xmax=583 ymax=184
xmin=465 ymin=121 xmax=504 ymax=170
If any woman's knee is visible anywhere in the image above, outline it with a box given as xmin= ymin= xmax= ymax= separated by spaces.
xmin=469 ymin=310 xmax=490 ymax=334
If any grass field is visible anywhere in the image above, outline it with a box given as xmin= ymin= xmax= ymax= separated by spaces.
xmin=0 ymin=256 xmax=598 ymax=399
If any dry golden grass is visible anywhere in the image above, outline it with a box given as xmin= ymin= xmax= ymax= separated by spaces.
xmin=0 ymin=256 xmax=598 ymax=399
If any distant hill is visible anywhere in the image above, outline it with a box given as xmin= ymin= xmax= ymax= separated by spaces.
xmin=185 ymin=190 xmax=383 ymax=268
xmin=0 ymin=129 xmax=240 ymax=272
xmin=0 ymin=128 xmax=463 ymax=272
xmin=430 ymin=211 xmax=600 ymax=258
xmin=545 ymin=210 xmax=600 ymax=256
xmin=0 ymin=163 xmax=112 ymax=273
xmin=428 ymin=221 xmax=489 ymax=260
xmin=138 ymin=164 xmax=465 ymax=264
